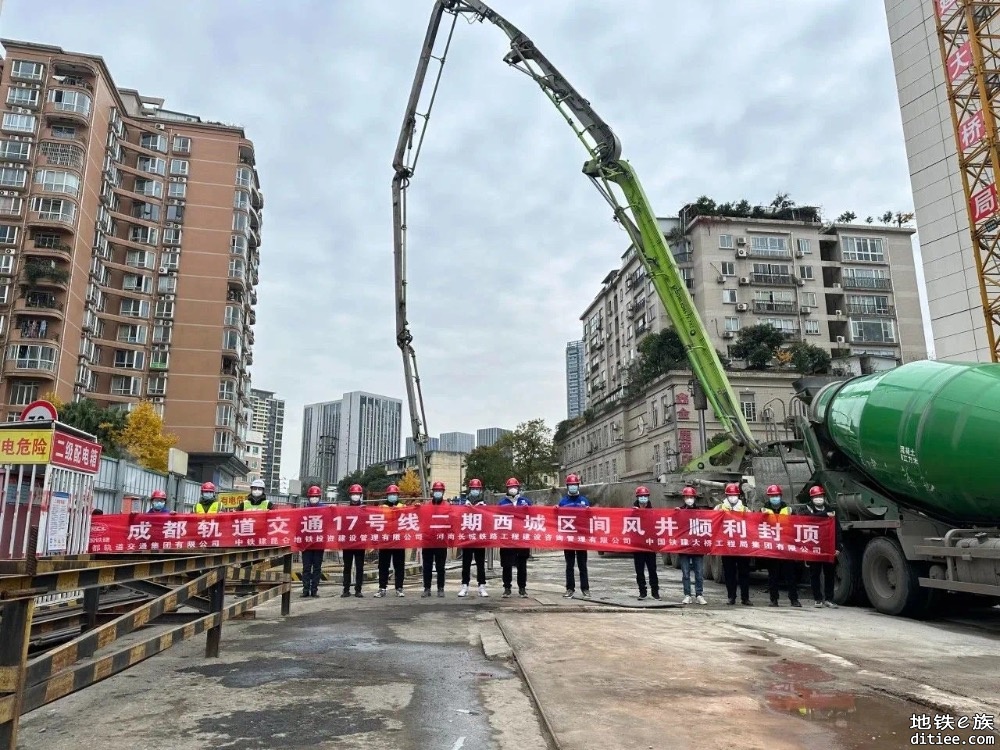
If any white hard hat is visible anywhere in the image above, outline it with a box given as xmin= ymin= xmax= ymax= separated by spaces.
xmin=250 ymin=479 xmax=266 ymax=489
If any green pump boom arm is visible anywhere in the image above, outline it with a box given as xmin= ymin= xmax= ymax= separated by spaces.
xmin=393 ymin=0 xmax=761 ymax=487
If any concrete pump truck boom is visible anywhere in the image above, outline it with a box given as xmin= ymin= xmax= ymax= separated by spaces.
xmin=392 ymin=0 xmax=1000 ymax=618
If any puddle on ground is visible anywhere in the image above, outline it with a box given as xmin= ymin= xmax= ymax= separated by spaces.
xmin=764 ymin=661 xmax=997 ymax=749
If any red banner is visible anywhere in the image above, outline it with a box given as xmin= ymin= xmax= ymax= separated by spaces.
xmin=87 ymin=505 xmax=835 ymax=562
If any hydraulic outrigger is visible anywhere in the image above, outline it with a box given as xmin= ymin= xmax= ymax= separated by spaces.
xmin=392 ymin=0 xmax=760 ymax=496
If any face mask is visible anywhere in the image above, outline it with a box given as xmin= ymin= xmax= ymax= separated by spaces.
xmin=432 ymin=491 xmax=443 ymax=501
xmin=469 ymin=489 xmax=481 ymax=499
xmin=201 ymin=493 xmax=214 ymax=503
xmin=350 ymin=494 xmax=362 ymax=504
xmin=769 ymin=497 xmax=782 ymax=507
xmin=251 ymin=489 xmax=264 ymax=498
xmin=638 ymin=497 xmax=649 ymax=505
xmin=813 ymin=497 xmax=825 ymax=506
xmin=152 ymin=501 xmax=166 ymax=511
xmin=727 ymin=496 xmax=739 ymax=505
xmin=684 ymin=498 xmax=695 ymax=506
xmin=308 ymin=496 xmax=319 ymax=504
xmin=507 ymin=488 xmax=518 ymax=496
xmin=567 ymin=485 xmax=579 ymax=495
xmin=387 ymin=494 xmax=399 ymax=505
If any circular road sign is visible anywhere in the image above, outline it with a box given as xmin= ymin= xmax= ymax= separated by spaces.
xmin=20 ymin=400 xmax=58 ymax=423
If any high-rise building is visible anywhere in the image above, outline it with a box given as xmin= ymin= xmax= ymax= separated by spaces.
xmin=250 ymin=388 xmax=284 ymax=495
xmin=476 ymin=427 xmax=511 ymax=448
xmin=300 ymin=391 xmax=402 ymax=486
xmin=234 ymin=429 xmax=264 ymax=492
xmin=565 ymin=340 xmax=586 ymax=419
xmin=885 ymin=1 xmax=990 ymax=361
xmin=405 ymin=436 xmax=439 ymax=456
xmin=580 ymin=207 xmax=926 ymax=412
xmin=439 ymin=431 xmax=475 ymax=453
xmin=0 ymin=40 xmax=261 ymax=481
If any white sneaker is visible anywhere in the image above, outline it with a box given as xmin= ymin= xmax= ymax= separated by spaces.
xmin=478 ymin=584 xmax=489 ymax=597
xmin=396 ymin=588 xmax=405 ymax=597
xmin=682 ymin=595 xmax=692 ymax=605
xmin=823 ymin=600 xmax=838 ymax=608
xmin=375 ymin=588 xmax=386 ymax=598
xmin=458 ymin=584 xmax=469 ymax=597
xmin=696 ymin=595 xmax=708 ymax=605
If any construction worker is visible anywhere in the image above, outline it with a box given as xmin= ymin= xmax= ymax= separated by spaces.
xmin=677 ymin=486 xmax=708 ymax=605
xmin=632 ymin=486 xmax=659 ymax=600
xmin=342 ymin=484 xmax=366 ymax=597
xmin=148 ymin=489 xmax=170 ymax=513
xmin=762 ymin=484 xmax=801 ymax=608
xmin=194 ymin=482 xmax=221 ymax=514
xmin=558 ymin=474 xmax=590 ymax=598
xmin=243 ymin=478 xmax=273 ymax=511
xmin=498 ymin=477 xmax=531 ymax=598
xmin=459 ymin=478 xmax=488 ymax=598
xmin=300 ymin=485 xmax=325 ymax=597
xmin=714 ymin=482 xmax=752 ymax=606
xmin=801 ymin=485 xmax=840 ymax=608
xmin=421 ymin=481 xmax=450 ymax=597
xmin=376 ymin=485 xmax=407 ymax=597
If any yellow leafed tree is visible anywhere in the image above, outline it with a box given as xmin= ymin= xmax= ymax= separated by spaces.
xmin=116 ymin=400 xmax=178 ymax=473
xmin=398 ymin=468 xmax=422 ymax=497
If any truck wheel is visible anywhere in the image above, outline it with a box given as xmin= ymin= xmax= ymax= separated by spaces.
xmin=861 ymin=536 xmax=924 ymax=617
xmin=833 ymin=540 xmax=867 ymax=606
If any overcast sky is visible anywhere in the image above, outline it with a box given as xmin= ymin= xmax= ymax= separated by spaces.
xmin=2 ymin=0 xmax=929 ymax=480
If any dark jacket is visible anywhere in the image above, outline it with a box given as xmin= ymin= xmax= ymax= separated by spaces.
xmin=798 ymin=502 xmax=842 ymax=548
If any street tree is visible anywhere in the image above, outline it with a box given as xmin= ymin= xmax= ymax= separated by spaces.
xmin=464 ymin=442 xmax=514 ymax=492
xmin=43 ymin=394 xmax=127 ymax=457
xmin=730 ymin=324 xmax=785 ymax=369
xmin=397 ymin=468 xmax=422 ymax=497
xmin=116 ymin=400 xmax=178 ymax=472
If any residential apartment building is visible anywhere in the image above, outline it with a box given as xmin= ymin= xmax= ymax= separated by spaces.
xmin=377 ymin=450 xmax=466 ymax=498
xmin=0 ymin=40 xmax=261 ymax=478
xmin=580 ymin=210 xmax=926 ymax=411
xmin=439 ymin=431 xmax=474 ymax=454
xmin=476 ymin=427 xmax=511 ymax=448
xmin=250 ymin=387 xmax=284 ymax=494
xmin=885 ymin=0 xmax=990 ymax=361
xmin=405 ymin=436 xmax=439 ymax=456
xmin=234 ymin=429 xmax=264 ymax=492
xmin=300 ymin=391 xmax=402 ymax=486
xmin=565 ymin=339 xmax=586 ymax=419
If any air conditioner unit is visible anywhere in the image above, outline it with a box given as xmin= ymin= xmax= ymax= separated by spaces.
xmin=738 ymin=276 xmax=751 ymax=285
xmin=722 ymin=330 xmax=734 ymax=339
xmin=736 ymin=303 xmax=749 ymax=312
xmin=832 ymin=282 xmax=841 ymax=289
xmin=794 ymin=277 xmax=805 ymax=286
xmin=835 ymin=309 xmax=843 ymax=316
xmin=736 ymin=249 xmax=749 ymax=258
xmin=835 ymin=336 xmax=846 ymax=344
xmin=799 ymin=306 xmax=811 ymax=314
xmin=158 ymin=267 xmax=168 ymax=274
xmin=737 ymin=237 xmax=747 ymax=246
xmin=716 ymin=275 xmax=724 ymax=284
xmin=152 ymin=396 xmax=164 ymax=403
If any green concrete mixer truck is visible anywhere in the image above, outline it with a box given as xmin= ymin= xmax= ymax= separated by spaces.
xmin=789 ymin=360 xmax=1000 ymax=618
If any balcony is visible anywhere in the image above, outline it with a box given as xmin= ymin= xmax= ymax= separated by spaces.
xmin=12 ymin=317 xmax=59 ymax=342
xmin=747 ymin=248 xmax=791 ymax=260
xmin=36 ymin=140 xmax=86 ymax=171
xmin=750 ymin=273 xmax=796 ymax=286
xmin=846 ymin=304 xmax=895 ymax=317
xmin=43 ymin=99 xmax=92 ymax=128
xmin=21 ymin=261 xmax=70 ymax=291
xmin=752 ymin=301 xmax=796 ymax=315
xmin=27 ymin=204 xmax=77 ymax=230
xmin=842 ymin=277 xmax=892 ymax=291
xmin=52 ymin=60 xmax=98 ymax=81
xmin=16 ymin=295 xmax=64 ymax=318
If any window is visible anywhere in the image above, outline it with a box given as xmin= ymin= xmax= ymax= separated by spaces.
xmin=139 ymin=133 xmax=166 ymax=152
xmin=222 ymin=330 xmax=241 ymax=351
xmin=724 ymin=316 xmax=740 ymax=332
xmin=157 ymin=276 xmax=177 ymax=293
xmin=51 ymin=125 xmax=76 ymax=139
xmin=797 ymin=238 xmax=811 ymax=254
xmin=720 ymin=261 xmax=735 ymax=277
xmin=152 ymin=324 xmax=172 ymax=344
xmin=0 ymin=283 xmax=10 ymax=305
xmin=235 ymin=167 xmax=252 ymax=187
xmin=120 ymin=299 xmax=150 ymax=318
xmin=126 ymin=250 xmax=155 ymax=269
xmin=160 ymin=251 xmax=180 ymax=270
xmin=224 ymin=305 xmax=242 ymax=327
xmin=114 ymin=350 xmax=144 ymax=369
xmin=2 ymin=113 xmax=36 ymax=133
xmin=214 ymin=430 xmax=234 ymax=453
xmin=740 ymin=399 xmax=757 ymax=422
xmin=842 ymin=236 xmax=885 ymax=263
xmin=848 ymin=294 xmax=891 ymax=315
xmin=132 ymin=202 xmax=160 ymax=222
xmin=228 ymin=257 xmax=245 ymax=279
xmin=719 ymin=234 xmax=734 ymax=249
xmin=123 ymin=274 xmax=152 ymax=293
xmin=111 ymin=376 xmax=141 ymax=397
xmin=232 ymin=213 xmax=248 ymax=232
xmin=11 ymin=60 xmax=44 ymax=80
xmin=172 ymin=136 xmax=191 ymax=153
xmin=10 ymin=381 xmax=38 ymax=406
xmin=0 ymin=256 xmax=13 ymax=274
xmin=169 ymin=159 xmax=189 ymax=175
xmin=147 ymin=375 xmax=167 ymax=396
xmin=759 ymin=317 xmax=797 ymax=334
xmin=137 ymin=156 xmax=165 ymax=175
xmin=167 ymin=182 xmax=186 ymax=198
xmin=117 ymin=324 xmax=147 ymax=344
xmin=150 ymin=349 xmax=169 ymax=370
xmin=6 ymin=88 xmax=39 ymax=107
xmin=129 ymin=226 xmax=158 ymax=245
xmin=750 ymin=235 xmax=788 ymax=256
xmin=801 ymin=291 xmax=817 ymax=307
xmin=165 ymin=205 xmax=185 ymax=224
xmin=38 ymin=141 xmax=84 ymax=168
xmin=216 ymin=404 xmax=235 ymax=428
xmin=163 ymin=227 xmax=182 ymax=245
xmin=35 ymin=169 xmax=81 ymax=196
xmin=47 ymin=89 xmax=92 ymax=116
xmin=31 ymin=197 xmax=75 ymax=223
xmin=804 ymin=320 xmax=820 ymax=335
xmin=723 ymin=289 xmax=738 ymax=304
xmin=234 ymin=190 xmax=250 ymax=209
xmin=0 ymin=168 xmax=26 ymax=188
xmin=154 ymin=300 xmax=174 ymax=318
xmin=231 ymin=235 xmax=247 ymax=255
xmin=134 ymin=178 xmax=163 ymax=198
xmin=219 ymin=379 xmax=236 ymax=401
xmin=0 ymin=225 xmax=17 ymax=245
xmin=851 ymin=319 xmax=896 ymax=343
xmin=0 ymin=140 xmax=30 ymax=160
xmin=798 ymin=265 xmax=814 ymax=280
xmin=8 ymin=344 xmax=57 ymax=371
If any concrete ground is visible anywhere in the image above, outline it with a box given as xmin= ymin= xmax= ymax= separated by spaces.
xmin=16 ymin=551 xmax=1000 ymax=749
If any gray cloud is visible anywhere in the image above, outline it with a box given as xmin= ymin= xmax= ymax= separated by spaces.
xmin=4 ymin=0 xmax=925 ymax=480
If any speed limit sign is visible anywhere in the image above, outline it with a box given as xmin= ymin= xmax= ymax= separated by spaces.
xmin=20 ymin=400 xmax=58 ymax=423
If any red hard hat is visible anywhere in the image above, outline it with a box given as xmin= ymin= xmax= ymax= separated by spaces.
xmin=431 ymin=481 xmax=445 ymax=491
xmin=681 ymin=486 xmax=697 ymax=497
xmin=766 ymin=484 xmax=782 ymax=496
xmin=566 ymin=474 xmax=581 ymax=485
xmin=468 ymin=478 xmax=483 ymax=489
xmin=201 ymin=481 xmax=216 ymax=493
xmin=635 ymin=486 xmax=650 ymax=496
xmin=151 ymin=489 xmax=167 ymax=500
xmin=809 ymin=485 xmax=825 ymax=497
xmin=505 ymin=477 xmax=520 ymax=488
xmin=387 ymin=484 xmax=400 ymax=494
xmin=348 ymin=484 xmax=363 ymax=494
xmin=724 ymin=483 xmax=741 ymax=496
xmin=307 ymin=485 xmax=322 ymax=497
